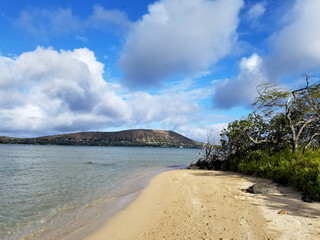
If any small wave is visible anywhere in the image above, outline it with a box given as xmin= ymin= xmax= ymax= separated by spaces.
xmin=167 ymin=164 xmax=186 ymax=169
xmin=47 ymin=203 xmax=77 ymax=219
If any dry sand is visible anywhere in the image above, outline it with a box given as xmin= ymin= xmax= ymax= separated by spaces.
xmin=82 ymin=169 xmax=320 ymax=240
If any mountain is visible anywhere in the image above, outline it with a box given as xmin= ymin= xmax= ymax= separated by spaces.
xmin=0 ymin=129 xmax=202 ymax=148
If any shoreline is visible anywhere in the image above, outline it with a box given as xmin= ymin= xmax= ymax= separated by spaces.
xmin=80 ymin=169 xmax=320 ymax=240
xmin=20 ymin=166 xmax=176 ymax=240
xmin=1 ymin=145 xmax=198 ymax=240
xmin=63 ymin=166 xmax=181 ymax=240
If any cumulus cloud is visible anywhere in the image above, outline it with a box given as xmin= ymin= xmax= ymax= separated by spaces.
xmin=266 ymin=0 xmax=320 ymax=78
xmin=128 ymin=88 xmax=203 ymax=128
xmin=0 ymin=47 xmax=211 ymax=137
xmin=213 ymin=53 xmax=267 ymax=109
xmin=213 ymin=0 xmax=320 ymax=110
xmin=0 ymin=47 xmax=130 ymax=136
xmin=119 ymin=0 xmax=244 ymax=87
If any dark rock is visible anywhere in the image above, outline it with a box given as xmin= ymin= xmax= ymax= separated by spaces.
xmin=246 ymin=183 xmax=282 ymax=195
xmin=302 ymin=193 xmax=313 ymax=203
xmin=187 ymin=164 xmax=200 ymax=170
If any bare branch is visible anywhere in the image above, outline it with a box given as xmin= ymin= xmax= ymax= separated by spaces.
xmin=296 ymin=117 xmax=319 ymax=139
xmin=303 ymin=133 xmax=320 ymax=153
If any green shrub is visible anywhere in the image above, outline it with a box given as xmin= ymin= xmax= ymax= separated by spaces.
xmin=223 ymin=149 xmax=320 ymax=201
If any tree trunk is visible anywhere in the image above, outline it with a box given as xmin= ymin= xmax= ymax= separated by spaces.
xmin=292 ymin=139 xmax=298 ymax=153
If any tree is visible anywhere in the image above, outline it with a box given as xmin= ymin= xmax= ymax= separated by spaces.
xmin=192 ymin=74 xmax=320 ymax=173
xmin=244 ymin=83 xmax=290 ymax=153
xmin=285 ymin=75 xmax=320 ymax=153
xmin=249 ymin=75 xmax=320 ymax=153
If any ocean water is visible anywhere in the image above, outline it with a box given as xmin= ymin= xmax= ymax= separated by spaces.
xmin=0 ymin=144 xmax=199 ymax=240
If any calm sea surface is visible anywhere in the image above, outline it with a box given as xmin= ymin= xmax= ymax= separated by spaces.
xmin=0 ymin=144 xmax=199 ymax=240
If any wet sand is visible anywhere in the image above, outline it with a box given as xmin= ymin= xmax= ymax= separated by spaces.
xmin=82 ymin=169 xmax=320 ymax=240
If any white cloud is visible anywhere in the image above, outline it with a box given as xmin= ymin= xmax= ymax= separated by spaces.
xmin=0 ymin=47 xmax=213 ymax=138
xmin=266 ymin=0 xmax=320 ymax=79
xmin=128 ymin=90 xmax=201 ymax=127
xmin=0 ymin=47 xmax=130 ymax=135
xmin=14 ymin=5 xmax=130 ymax=38
xmin=121 ymin=79 xmax=226 ymax=141
xmin=213 ymin=53 xmax=267 ymax=109
xmin=76 ymin=35 xmax=88 ymax=42
xmin=247 ymin=3 xmax=266 ymax=20
xmin=213 ymin=0 xmax=320 ymax=110
xmin=15 ymin=8 xmax=81 ymax=37
xmin=177 ymin=123 xmax=226 ymax=142
xmin=119 ymin=0 xmax=244 ymax=87
xmin=86 ymin=5 xmax=131 ymax=32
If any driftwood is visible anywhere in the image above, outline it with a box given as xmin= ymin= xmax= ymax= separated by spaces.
xmin=189 ymin=133 xmax=224 ymax=170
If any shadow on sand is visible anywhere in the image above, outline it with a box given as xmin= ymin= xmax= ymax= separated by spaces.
xmin=189 ymin=169 xmax=320 ymax=219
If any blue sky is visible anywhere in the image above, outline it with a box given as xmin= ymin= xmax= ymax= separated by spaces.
xmin=0 ymin=0 xmax=319 ymax=141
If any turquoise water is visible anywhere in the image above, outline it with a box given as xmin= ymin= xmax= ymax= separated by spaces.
xmin=0 ymin=144 xmax=198 ymax=240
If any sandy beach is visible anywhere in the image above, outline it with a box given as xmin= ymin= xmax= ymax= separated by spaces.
xmin=82 ymin=169 xmax=320 ymax=240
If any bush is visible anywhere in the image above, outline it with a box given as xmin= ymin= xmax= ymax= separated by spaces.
xmin=222 ymin=149 xmax=320 ymax=201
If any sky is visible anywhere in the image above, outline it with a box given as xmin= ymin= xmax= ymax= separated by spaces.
xmin=0 ymin=0 xmax=320 ymax=142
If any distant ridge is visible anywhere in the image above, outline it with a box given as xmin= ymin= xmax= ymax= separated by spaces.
xmin=0 ymin=129 xmax=202 ymax=148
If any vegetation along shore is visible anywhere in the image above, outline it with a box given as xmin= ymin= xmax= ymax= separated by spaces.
xmin=70 ymin=76 xmax=320 ymax=240
xmin=192 ymin=75 xmax=320 ymax=202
